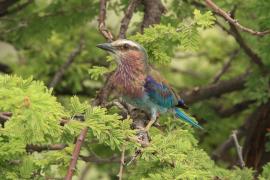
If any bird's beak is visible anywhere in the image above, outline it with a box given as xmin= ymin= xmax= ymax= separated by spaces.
xmin=96 ymin=43 xmax=115 ymax=53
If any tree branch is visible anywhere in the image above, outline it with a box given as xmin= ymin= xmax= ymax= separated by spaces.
xmin=204 ymin=0 xmax=270 ymax=36
xmin=141 ymin=0 xmax=166 ymax=32
xmin=192 ymin=1 xmax=266 ymax=71
xmin=80 ymin=154 xmax=123 ymax=164
xmin=215 ymin=100 xmax=255 ymax=118
xmin=243 ymin=101 xmax=270 ymax=170
xmin=181 ymin=73 xmax=248 ymax=104
xmin=26 ymin=144 xmax=67 ymax=153
xmin=117 ymin=146 xmax=125 ymax=180
xmin=228 ymin=22 xmax=265 ymax=70
xmin=65 ymin=127 xmax=88 ymax=180
xmin=232 ymin=130 xmax=245 ymax=168
xmin=212 ymin=128 xmax=245 ymax=162
xmin=211 ymin=50 xmax=239 ymax=84
xmin=98 ymin=0 xmax=114 ymax=41
xmin=212 ymin=104 xmax=258 ymax=164
xmin=119 ymin=0 xmax=141 ymax=38
xmin=49 ymin=39 xmax=84 ymax=88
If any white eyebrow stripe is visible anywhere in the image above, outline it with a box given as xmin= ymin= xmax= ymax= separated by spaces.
xmin=112 ymin=39 xmax=139 ymax=48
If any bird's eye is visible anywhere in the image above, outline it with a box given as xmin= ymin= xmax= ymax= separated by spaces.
xmin=123 ymin=43 xmax=129 ymax=49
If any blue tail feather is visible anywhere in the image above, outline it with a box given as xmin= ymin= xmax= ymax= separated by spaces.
xmin=174 ymin=108 xmax=203 ymax=129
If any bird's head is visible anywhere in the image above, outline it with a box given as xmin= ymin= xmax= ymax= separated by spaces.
xmin=96 ymin=39 xmax=148 ymax=65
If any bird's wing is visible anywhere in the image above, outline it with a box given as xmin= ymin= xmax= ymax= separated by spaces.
xmin=144 ymin=68 xmax=181 ymax=108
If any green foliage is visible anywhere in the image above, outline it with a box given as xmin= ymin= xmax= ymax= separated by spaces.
xmin=0 ymin=75 xmax=65 ymax=144
xmin=130 ymin=9 xmax=215 ymax=65
xmin=1 ymin=0 xmax=270 ymax=179
xmin=260 ymin=162 xmax=270 ymax=180
xmin=193 ymin=9 xmax=215 ymax=29
xmin=128 ymin=129 xmax=253 ymax=180
xmin=84 ymin=106 xmax=138 ymax=150
xmin=0 ymin=75 xmax=137 ymax=178
xmin=88 ymin=66 xmax=110 ymax=80
xmin=244 ymin=70 xmax=270 ymax=105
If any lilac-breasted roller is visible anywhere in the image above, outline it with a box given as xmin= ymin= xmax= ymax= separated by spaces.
xmin=97 ymin=39 xmax=202 ymax=131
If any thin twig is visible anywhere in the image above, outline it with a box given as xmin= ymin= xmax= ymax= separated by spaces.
xmin=117 ymin=146 xmax=126 ymax=180
xmin=26 ymin=144 xmax=67 ymax=153
xmin=80 ymin=154 xmax=124 ymax=164
xmin=119 ymin=0 xmax=141 ymax=38
xmin=192 ymin=1 xmax=267 ymax=71
xmin=211 ymin=50 xmax=239 ymax=84
xmin=49 ymin=39 xmax=84 ymax=88
xmin=65 ymin=127 xmax=88 ymax=180
xmin=204 ymin=0 xmax=270 ymax=36
xmin=212 ymin=128 xmax=244 ymax=161
xmin=231 ymin=130 xmax=245 ymax=168
xmin=98 ymin=0 xmax=114 ymax=41
xmin=126 ymin=149 xmax=141 ymax=166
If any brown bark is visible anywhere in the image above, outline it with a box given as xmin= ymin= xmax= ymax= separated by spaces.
xmin=26 ymin=144 xmax=67 ymax=153
xmin=243 ymin=101 xmax=270 ymax=170
xmin=65 ymin=127 xmax=88 ymax=180
xmin=98 ymin=0 xmax=114 ymax=41
xmin=181 ymin=73 xmax=247 ymax=104
xmin=119 ymin=0 xmax=141 ymax=38
xmin=141 ymin=0 xmax=166 ymax=32
xmin=204 ymin=0 xmax=270 ymax=36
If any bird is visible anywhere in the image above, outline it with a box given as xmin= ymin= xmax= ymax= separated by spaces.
xmin=96 ymin=39 xmax=202 ymax=131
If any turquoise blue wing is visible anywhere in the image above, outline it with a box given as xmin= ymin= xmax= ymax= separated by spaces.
xmin=144 ymin=75 xmax=178 ymax=108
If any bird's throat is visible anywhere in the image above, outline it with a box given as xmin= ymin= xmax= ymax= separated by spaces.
xmin=111 ymin=57 xmax=147 ymax=97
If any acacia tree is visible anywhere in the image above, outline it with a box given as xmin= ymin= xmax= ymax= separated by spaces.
xmin=0 ymin=0 xmax=270 ymax=179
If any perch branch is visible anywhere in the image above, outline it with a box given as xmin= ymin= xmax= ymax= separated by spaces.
xmin=204 ymin=0 xmax=270 ymax=36
xmin=65 ymin=127 xmax=88 ymax=180
xmin=232 ymin=130 xmax=245 ymax=168
xmin=119 ymin=0 xmax=141 ymax=38
xmin=49 ymin=39 xmax=84 ymax=88
xmin=98 ymin=0 xmax=114 ymax=41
